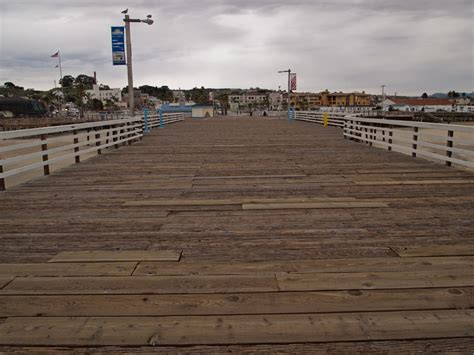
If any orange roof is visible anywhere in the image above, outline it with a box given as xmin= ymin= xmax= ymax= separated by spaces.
xmin=388 ymin=98 xmax=452 ymax=106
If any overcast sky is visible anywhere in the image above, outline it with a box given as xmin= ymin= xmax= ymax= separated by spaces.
xmin=0 ymin=0 xmax=473 ymax=95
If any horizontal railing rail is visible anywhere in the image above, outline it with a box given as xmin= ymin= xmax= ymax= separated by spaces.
xmin=0 ymin=117 xmax=143 ymax=190
xmin=294 ymin=111 xmax=474 ymax=170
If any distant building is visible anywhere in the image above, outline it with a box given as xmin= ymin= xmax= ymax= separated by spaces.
xmin=383 ymin=98 xmax=454 ymax=112
xmin=229 ymin=91 xmax=269 ymax=111
xmin=319 ymin=90 xmax=372 ymax=107
xmin=269 ymin=92 xmax=284 ymax=110
xmin=172 ymin=90 xmax=186 ymax=103
xmin=287 ymin=90 xmax=373 ymax=110
xmin=192 ymin=105 xmax=214 ymax=118
xmin=85 ymin=84 xmax=122 ymax=105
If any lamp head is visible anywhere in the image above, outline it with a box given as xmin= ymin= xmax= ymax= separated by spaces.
xmin=142 ymin=18 xmax=154 ymax=25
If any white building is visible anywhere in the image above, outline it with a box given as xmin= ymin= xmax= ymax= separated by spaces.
xmin=85 ymin=84 xmax=122 ymax=105
xmin=229 ymin=91 xmax=269 ymax=111
xmin=383 ymin=98 xmax=454 ymax=112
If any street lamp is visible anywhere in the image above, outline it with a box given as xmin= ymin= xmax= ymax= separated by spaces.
xmin=123 ymin=11 xmax=153 ymax=116
xmin=278 ymin=69 xmax=292 ymax=116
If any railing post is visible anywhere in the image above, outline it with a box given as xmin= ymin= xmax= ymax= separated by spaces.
xmin=40 ymin=134 xmax=50 ymax=176
xmin=446 ymin=130 xmax=454 ymax=166
xmin=143 ymin=108 xmax=149 ymax=133
xmin=388 ymin=128 xmax=393 ymax=151
xmin=159 ymin=108 xmax=164 ymax=129
xmin=127 ymin=121 xmax=132 ymax=145
xmin=95 ymin=127 xmax=102 ymax=154
xmin=73 ymin=130 xmax=80 ymax=164
xmin=0 ymin=162 xmax=5 ymax=191
xmin=412 ymin=126 xmax=418 ymax=158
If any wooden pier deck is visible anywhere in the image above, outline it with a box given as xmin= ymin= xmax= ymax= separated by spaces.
xmin=0 ymin=117 xmax=473 ymax=352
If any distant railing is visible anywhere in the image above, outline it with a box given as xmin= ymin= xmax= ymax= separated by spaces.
xmin=142 ymin=110 xmax=186 ymax=132
xmin=294 ymin=111 xmax=474 ymax=170
xmin=294 ymin=111 xmax=346 ymax=128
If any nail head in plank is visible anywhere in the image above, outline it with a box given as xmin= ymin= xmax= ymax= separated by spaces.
xmin=0 ymin=262 xmax=137 ymax=277
xmin=48 ymin=251 xmax=182 ymax=263
xmin=0 ymin=310 xmax=473 ymax=345
xmin=0 ymin=288 xmax=471 ymax=317
xmin=0 ymin=275 xmax=279 ymax=295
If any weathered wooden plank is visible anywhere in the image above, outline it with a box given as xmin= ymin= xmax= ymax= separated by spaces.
xmin=0 ymin=275 xmax=279 ymax=295
xmin=0 ymin=277 xmax=13 ymax=289
xmin=242 ymin=201 xmax=389 ymax=210
xmin=48 ymin=250 xmax=182 ymax=263
xmin=0 ymin=310 xmax=473 ymax=345
xmin=134 ymin=256 xmax=474 ymax=276
xmin=277 ymin=270 xmax=474 ymax=291
xmin=392 ymin=245 xmax=474 ymax=257
xmin=0 ymin=262 xmax=137 ymax=277
xmin=0 ymin=288 xmax=471 ymax=317
xmin=122 ymin=197 xmax=359 ymax=207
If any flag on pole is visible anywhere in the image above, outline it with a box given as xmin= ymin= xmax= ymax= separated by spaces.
xmin=290 ymin=73 xmax=297 ymax=91
xmin=51 ymin=51 xmax=59 ymax=58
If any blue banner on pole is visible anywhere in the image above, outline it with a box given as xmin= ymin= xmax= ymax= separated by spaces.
xmin=111 ymin=26 xmax=126 ymax=65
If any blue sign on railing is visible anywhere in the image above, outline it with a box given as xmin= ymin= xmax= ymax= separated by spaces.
xmin=111 ymin=26 xmax=126 ymax=65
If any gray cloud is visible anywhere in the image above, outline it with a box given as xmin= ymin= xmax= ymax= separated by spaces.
xmin=0 ymin=0 xmax=472 ymax=94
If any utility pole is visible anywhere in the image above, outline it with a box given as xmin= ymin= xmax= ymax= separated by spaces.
xmin=124 ymin=15 xmax=134 ymax=116
xmin=278 ymin=69 xmax=292 ymax=110
xmin=381 ymin=84 xmax=386 ymax=112
xmin=123 ymin=11 xmax=153 ymax=117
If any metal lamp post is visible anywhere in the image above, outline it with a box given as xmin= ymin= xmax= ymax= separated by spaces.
xmin=278 ymin=69 xmax=292 ymax=120
xmin=123 ymin=11 xmax=153 ymax=116
xmin=381 ymin=84 xmax=386 ymax=113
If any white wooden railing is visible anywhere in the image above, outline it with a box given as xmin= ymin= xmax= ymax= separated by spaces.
xmin=294 ymin=111 xmax=347 ymax=128
xmin=0 ymin=112 xmax=187 ymax=190
xmin=295 ymin=111 xmax=474 ymax=170
xmin=143 ymin=111 xmax=186 ymax=131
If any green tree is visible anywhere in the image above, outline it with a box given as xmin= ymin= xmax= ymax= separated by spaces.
xmin=216 ymin=93 xmax=229 ymax=115
xmin=75 ymin=74 xmax=96 ymax=89
xmin=3 ymin=82 xmax=24 ymax=90
xmin=87 ymin=98 xmax=103 ymax=111
xmin=421 ymin=93 xmax=428 ymax=99
xmin=189 ymin=86 xmax=209 ymax=105
xmin=60 ymin=75 xmax=75 ymax=88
